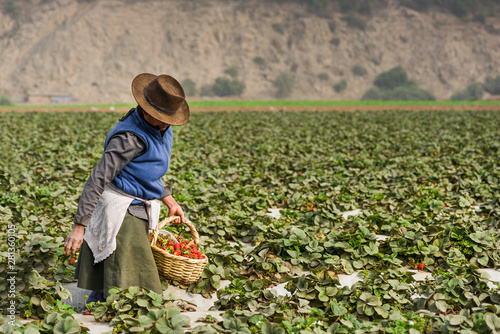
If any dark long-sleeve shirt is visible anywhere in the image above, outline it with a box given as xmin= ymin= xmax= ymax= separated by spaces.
xmin=73 ymin=131 xmax=172 ymax=227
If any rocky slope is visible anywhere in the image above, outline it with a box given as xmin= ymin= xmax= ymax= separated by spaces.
xmin=0 ymin=0 xmax=499 ymax=104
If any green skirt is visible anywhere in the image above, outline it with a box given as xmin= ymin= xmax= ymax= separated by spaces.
xmin=74 ymin=212 xmax=163 ymax=298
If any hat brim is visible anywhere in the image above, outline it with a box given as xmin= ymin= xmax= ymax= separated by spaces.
xmin=131 ymin=73 xmax=190 ymax=126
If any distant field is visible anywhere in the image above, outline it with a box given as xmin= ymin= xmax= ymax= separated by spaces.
xmin=1 ymin=100 xmax=500 ymax=111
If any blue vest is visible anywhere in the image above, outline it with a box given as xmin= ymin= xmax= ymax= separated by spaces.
xmin=104 ymin=108 xmax=173 ymax=200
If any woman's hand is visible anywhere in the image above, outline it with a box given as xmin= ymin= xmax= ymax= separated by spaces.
xmin=64 ymin=224 xmax=85 ymax=256
xmin=162 ymin=195 xmax=185 ymax=225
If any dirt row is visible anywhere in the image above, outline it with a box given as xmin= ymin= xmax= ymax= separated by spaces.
xmin=2 ymin=104 xmax=500 ymax=113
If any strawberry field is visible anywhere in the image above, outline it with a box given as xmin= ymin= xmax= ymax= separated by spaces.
xmin=1 ymin=109 xmax=500 ymax=333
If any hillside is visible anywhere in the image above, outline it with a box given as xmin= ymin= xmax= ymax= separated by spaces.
xmin=0 ymin=0 xmax=499 ymax=104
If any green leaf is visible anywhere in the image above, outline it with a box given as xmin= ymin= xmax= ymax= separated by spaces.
xmin=282 ymin=321 xmax=293 ymax=331
xmin=363 ymin=243 xmax=379 ymax=255
xmin=118 ymin=303 xmax=132 ymax=312
xmin=40 ymin=299 xmax=51 ymax=312
xmin=261 ymin=322 xmax=285 ymax=334
xmin=147 ymin=309 xmax=165 ymax=321
xmin=136 ymin=298 xmax=149 ymax=308
xmin=93 ymin=305 xmax=108 ymax=319
xmin=340 ymin=319 xmax=353 ymax=328
xmin=405 ymin=231 xmax=415 ymax=240
xmin=297 ymin=275 xmax=308 ymax=290
xmin=210 ymin=274 xmax=221 ymax=288
xmin=279 ymin=265 xmax=290 ymax=273
xmin=353 ymin=259 xmax=365 ymax=269
xmin=435 ymin=300 xmax=448 ymax=313
xmin=286 ymin=250 xmax=299 ymax=258
xmin=292 ymin=228 xmax=307 ymax=240
xmin=359 ymin=292 xmax=371 ymax=302
xmin=170 ymin=314 xmax=190 ymax=328
xmin=155 ymin=318 xmax=171 ymax=334
xmin=138 ymin=315 xmax=153 ymax=328
xmin=318 ymin=291 xmax=329 ymax=302
xmin=262 ymin=262 xmax=272 ymax=271
xmin=53 ymin=318 xmax=80 ymax=334
xmin=214 ymin=266 xmax=224 ymax=276
xmin=45 ymin=313 xmax=59 ymax=325
xmin=459 ymin=197 xmax=471 ymax=208
xmin=364 ymin=306 xmax=375 ymax=316
xmin=478 ymin=255 xmax=489 ymax=266
xmin=366 ymin=296 xmax=381 ymax=307
xmin=30 ymin=296 xmax=41 ymax=306
xmin=126 ymin=286 xmax=140 ymax=297
xmin=486 ymin=313 xmax=500 ymax=330
xmin=207 ymin=264 xmax=217 ymax=274
xmin=470 ymin=232 xmax=484 ymax=244
xmin=449 ymin=315 xmax=467 ymax=325
xmin=253 ymin=280 xmax=264 ymax=290
xmin=165 ymin=306 xmax=181 ymax=319
xmin=57 ymin=288 xmax=72 ymax=301
xmin=331 ymin=303 xmax=347 ymax=316
xmin=24 ymin=327 xmax=41 ymax=334
xmin=341 ymin=259 xmax=354 ymax=274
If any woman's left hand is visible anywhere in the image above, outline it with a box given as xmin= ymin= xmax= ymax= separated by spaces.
xmin=161 ymin=195 xmax=185 ymax=224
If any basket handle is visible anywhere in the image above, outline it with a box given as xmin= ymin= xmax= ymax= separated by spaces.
xmin=151 ymin=216 xmax=200 ymax=246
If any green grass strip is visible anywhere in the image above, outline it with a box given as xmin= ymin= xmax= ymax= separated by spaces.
xmin=1 ymin=100 xmax=499 ymax=110
xmin=189 ymin=100 xmax=500 ymax=107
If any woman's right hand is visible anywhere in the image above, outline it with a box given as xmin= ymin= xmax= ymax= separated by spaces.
xmin=64 ymin=224 xmax=85 ymax=256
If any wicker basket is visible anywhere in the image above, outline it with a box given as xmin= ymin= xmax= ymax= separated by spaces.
xmin=150 ymin=216 xmax=208 ymax=285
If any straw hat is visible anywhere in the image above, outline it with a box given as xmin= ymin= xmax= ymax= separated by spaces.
xmin=132 ymin=73 xmax=190 ymax=126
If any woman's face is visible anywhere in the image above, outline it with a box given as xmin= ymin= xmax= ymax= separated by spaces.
xmin=143 ymin=111 xmax=170 ymax=131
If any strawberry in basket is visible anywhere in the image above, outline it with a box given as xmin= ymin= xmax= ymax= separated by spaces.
xmin=151 ymin=235 xmax=205 ymax=259
xmin=150 ymin=216 xmax=208 ymax=284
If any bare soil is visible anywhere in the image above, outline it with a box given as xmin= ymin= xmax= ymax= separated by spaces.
xmin=1 ymin=0 xmax=500 ymax=103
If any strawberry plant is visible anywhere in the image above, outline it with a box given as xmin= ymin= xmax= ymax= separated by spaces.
xmin=0 ymin=312 xmax=90 ymax=334
xmin=1 ymin=109 xmax=499 ymax=333
xmin=90 ymin=286 xmax=192 ymax=333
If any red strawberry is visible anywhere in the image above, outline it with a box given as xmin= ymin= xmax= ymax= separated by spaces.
xmin=418 ymin=264 xmax=424 ymax=270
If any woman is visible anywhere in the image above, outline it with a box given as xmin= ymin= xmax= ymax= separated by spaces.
xmin=64 ymin=73 xmax=189 ymax=304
